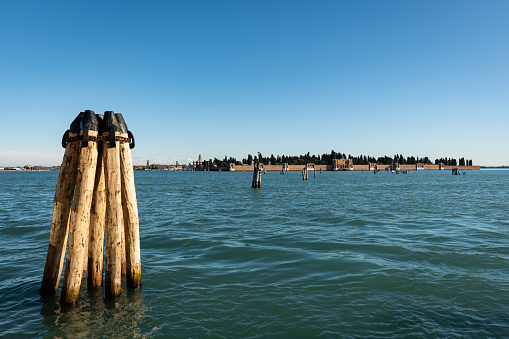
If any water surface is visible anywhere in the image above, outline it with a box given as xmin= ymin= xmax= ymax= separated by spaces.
xmin=0 ymin=169 xmax=508 ymax=337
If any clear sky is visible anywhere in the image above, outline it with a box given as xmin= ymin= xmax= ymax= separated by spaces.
xmin=1 ymin=0 xmax=507 ymax=167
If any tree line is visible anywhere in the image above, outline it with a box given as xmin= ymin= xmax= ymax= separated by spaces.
xmin=199 ymin=151 xmax=473 ymax=168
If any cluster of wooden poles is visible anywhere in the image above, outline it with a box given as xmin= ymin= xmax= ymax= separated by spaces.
xmin=40 ymin=110 xmax=141 ymax=304
xmin=302 ymin=167 xmax=316 ymax=180
xmin=252 ymin=163 xmax=262 ymax=188
xmin=252 ymin=163 xmax=322 ymax=187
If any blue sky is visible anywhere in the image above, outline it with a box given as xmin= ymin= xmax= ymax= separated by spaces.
xmin=0 ymin=0 xmax=507 ymax=166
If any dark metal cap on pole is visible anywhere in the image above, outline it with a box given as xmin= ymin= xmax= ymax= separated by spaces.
xmin=81 ymin=110 xmax=99 ymax=131
xmin=115 ymin=113 xmax=128 ymax=134
xmin=115 ymin=112 xmax=135 ymax=149
xmin=70 ymin=112 xmax=84 ymax=134
xmin=81 ymin=110 xmax=98 ymax=148
xmin=62 ymin=112 xmax=84 ymax=148
xmin=96 ymin=114 xmax=105 ymax=134
xmin=104 ymin=111 xmax=121 ymax=148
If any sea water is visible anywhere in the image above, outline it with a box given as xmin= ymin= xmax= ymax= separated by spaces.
xmin=0 ymin=169 xmax=508 ymax=337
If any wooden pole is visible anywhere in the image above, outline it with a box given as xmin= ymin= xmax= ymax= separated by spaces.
xmin=252 ymin=163 xmax=261 ymax=188
xmin=103 ymin=111 xmax=123 ymax=297
xmin=60 ymin=111 xmax=99 ymax=304
xmin=88 ymin=134 xmax=106 ymax=287
xmin=117 ymin=113 xmax=142 ymax=288
xmin=120 ymin=215 xmax=127 ymax=275
xmin=252 ymin=164 xmax=257 ymax=187
xmin=40 ymin=113 xmax=83 ymax=295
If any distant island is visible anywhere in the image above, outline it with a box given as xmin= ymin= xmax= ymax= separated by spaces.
xmin=132 ymin=152 xmax=479 ymax=172
xmin=0 ymin=165 xmax=59 ymax=171
xmin=192 ymin=151 xmax=474 ymax=169
xmin=1 ymin=151 xmax=483 ymax=172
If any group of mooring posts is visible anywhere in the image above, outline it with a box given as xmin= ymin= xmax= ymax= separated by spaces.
xmin=252 ymin=163 xmax=262 ymax=188
xmin=280 ymin=163 xmax=289 ymax=175
xmin=253 ymin=163 xmax=321 ymax=187
xmin=393 ymin=170 xmax=414 ymax=174
xmin=452 ymin=168 xmax=466 ymax=175
xmin=302 ymin=164 xmax=316 ymax=180
xmin=40 ymin=110 xmax=141 ymax=304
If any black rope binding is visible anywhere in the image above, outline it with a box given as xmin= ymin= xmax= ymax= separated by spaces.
xmin=128 ymin=130 xmax=135 ymax=149
xmin=61 ymin=130 xmax=70 ymax=148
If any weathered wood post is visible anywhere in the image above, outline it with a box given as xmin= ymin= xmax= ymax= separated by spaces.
xmin=103 ymin=111 xmax=124 ymax=297
xmin=60 ymin=111 xmax=99 ymax=304
xmin=88 ymin=115 xmax=106 ymax=287
xmin=40 ymin=113 xmax=83 ymax=295
xmin=42 ymin=110 xmax=142 ymax=303
xmin=252 ymin=162 xmax=261 ymax=188
xmin=116 ymin=113 xmax=142 ymax=288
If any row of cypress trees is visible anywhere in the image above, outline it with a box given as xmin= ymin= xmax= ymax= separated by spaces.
xmin=199 ymin=152 xmax=473 ymax=168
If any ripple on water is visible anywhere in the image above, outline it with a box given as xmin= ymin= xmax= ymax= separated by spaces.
xmin=1 ymin=170 xmax=509 ymax=337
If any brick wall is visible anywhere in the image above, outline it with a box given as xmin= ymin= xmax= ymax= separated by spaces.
xmin=230 ymin=164 xmax=480 ymax=172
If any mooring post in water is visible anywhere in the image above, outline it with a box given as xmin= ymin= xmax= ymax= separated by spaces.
xmin=41 ymin=110 xmax=141 ymax=303
xmin=60 ymin=111 xmax=99 ymax=304
xmin=303 ymin=167 xmax=308 ymax=180
xmin=252 ymin=162 xmax=262 ymax=188
xmin=40 ymin=113 xmax=83 ymax=295
xmin=103 ymin=111 xmax=124 ymax=297
xmin=116 ymin=113 xmax=142 ymax=288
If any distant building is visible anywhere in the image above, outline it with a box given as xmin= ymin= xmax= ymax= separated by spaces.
xmin=167 ymin=164 xmax=183 ymax=171
xmin=368 ymin=163 xmax=377 ymax=171
xmin=416 ymin=163 xmax=424 ymax=170
xmin=196 ymin=154 xmax=203 ymax=168
xmin=333 ymin=158 xmax=353 ymax=171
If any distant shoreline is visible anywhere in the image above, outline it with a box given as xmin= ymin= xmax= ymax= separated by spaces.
xmin=199 ymin=164 xmax=481 ymax=172
xmin=5 ymin=165 xmax=509 ymax=172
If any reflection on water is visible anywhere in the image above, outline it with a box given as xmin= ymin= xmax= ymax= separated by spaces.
xmin=40 ymin=279 xmax=158 ymax=338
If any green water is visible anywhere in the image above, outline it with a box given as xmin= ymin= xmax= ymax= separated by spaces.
xmin=0 ymin=170 xmax=508 ymax=337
